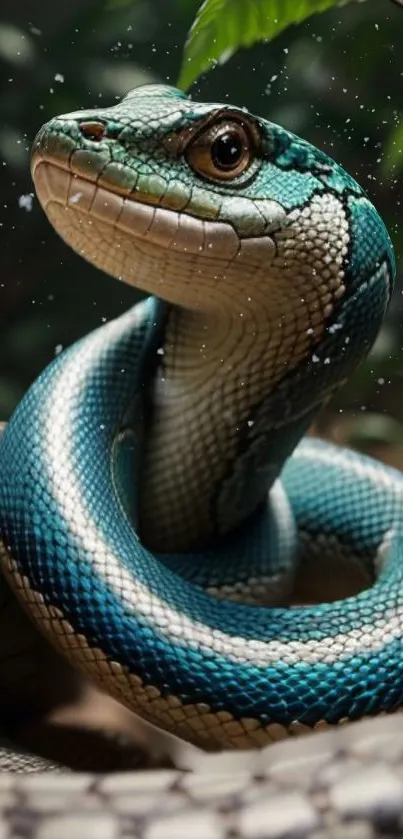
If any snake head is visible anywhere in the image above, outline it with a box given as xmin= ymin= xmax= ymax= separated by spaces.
xmin=31 ymin=84 xmax=394 ymax=392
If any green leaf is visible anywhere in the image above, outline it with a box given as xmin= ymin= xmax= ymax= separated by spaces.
xmin=178 ymin=0 xmax=366 ymax=90
xmin=382 ymin=121 xmax=403 ymax=176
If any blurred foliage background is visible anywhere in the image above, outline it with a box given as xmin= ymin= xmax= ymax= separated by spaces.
xmin=1 ymin=0 xmax=403 ymax=456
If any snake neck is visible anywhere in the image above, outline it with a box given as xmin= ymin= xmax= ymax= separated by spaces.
xmin=138 ymin=291 xmax=325 ymax=554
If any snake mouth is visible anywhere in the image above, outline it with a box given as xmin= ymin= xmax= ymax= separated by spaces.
xmin=31 ymin=153 xmax=241 ymax=261
xmin=31 ymin=149 xmax=277 ymax=307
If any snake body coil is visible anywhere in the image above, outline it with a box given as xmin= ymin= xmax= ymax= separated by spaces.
xmin=0 ymin=84 xmax=401 ymax=775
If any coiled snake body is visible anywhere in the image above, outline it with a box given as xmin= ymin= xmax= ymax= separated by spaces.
xmin=0 ymin=84 xmax=402 ymax=835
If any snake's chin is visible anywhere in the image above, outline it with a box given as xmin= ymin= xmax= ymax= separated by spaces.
xmin=31 ymin=156 xmax=278 ymax=311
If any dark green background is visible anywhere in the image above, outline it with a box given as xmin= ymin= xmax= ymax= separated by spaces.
xmin=1 ymin=0 xmax=403 ymax=445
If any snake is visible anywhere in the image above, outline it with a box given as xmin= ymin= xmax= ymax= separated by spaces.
xmin=0 ymin=82 xmax=402 ymax=835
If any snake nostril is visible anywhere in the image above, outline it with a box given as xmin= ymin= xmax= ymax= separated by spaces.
xmin=78 ymin=120 xmax=107 ymax=142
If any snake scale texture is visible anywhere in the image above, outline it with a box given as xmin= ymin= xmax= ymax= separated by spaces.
xmin=1 ymin=83 xmax=403 ymax=836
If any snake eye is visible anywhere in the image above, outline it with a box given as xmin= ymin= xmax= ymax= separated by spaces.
xmin=78 ymin=121 xmax=107 ymax=142
xmin=186 ymin=120 xmax=253 ymax=181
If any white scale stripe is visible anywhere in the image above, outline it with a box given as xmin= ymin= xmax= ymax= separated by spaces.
xmin=41 ymin=308 xmax=403 ymax=669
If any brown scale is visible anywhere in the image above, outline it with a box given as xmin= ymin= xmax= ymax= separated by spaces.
xmin=138 ymin=195 xmax=348 ymax=553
